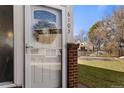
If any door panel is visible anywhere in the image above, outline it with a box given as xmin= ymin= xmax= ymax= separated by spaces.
xmin=25 ymin=6 xmax=63 ymax=88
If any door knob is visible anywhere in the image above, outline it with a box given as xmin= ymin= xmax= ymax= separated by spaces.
xmin=25 ymin=45 xmax=33 ymax=53
xmin=25 ymin=45 xmax=33 ymax=49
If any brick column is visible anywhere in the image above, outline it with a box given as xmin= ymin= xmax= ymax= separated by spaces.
xmin=67 ymin=43 xmax=79 ymax=88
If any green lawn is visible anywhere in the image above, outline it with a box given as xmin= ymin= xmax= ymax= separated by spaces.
xmin=78 ymin=58 xmax=124 ymax=88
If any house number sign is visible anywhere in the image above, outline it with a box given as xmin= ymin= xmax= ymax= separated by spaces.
xmin=67 ymin=12 xmax=71 ymax=33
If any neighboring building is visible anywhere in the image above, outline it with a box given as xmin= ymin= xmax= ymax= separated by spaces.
xmin=0 ymin=5 xmax=76 ymax=88
xmin=78 ymin=42 xmax=93 ymax=56
xmin=78 ymin=42 xmax=93 ymax=51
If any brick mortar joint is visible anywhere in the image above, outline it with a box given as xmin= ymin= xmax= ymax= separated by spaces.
xmin=67 ymin=43 xmax=78 ymax=88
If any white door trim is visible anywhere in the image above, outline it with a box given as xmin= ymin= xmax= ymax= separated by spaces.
xmin=14 ymin=5 xmax=24 ymax=87
xmin=25 ymin=5 xmax=32 ymax=88
xmin=25 ymin=5 xmax=67 ymax=88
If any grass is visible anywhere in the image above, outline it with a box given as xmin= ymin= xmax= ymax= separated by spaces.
xmin=78 ymin=58 xmax=124 ymax=72
xmin=78 ymin=58 xmax=124 ymax=87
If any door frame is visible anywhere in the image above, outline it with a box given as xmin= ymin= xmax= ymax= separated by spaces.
xmin=25 ymin=5 xmax=67 ymax=88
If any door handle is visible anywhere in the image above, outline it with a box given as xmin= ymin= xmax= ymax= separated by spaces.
xmin=25 ymin=45 xmax=33 ymax=49
xmin=25 ymin=45 xmax=33 ymax=53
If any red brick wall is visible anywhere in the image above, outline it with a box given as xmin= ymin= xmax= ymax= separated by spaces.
xmin=67 ymin=43 xmax=79 ymax=88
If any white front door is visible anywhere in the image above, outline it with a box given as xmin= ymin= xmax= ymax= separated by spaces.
xmin=25 ymin=5 xmax=65 ymax=88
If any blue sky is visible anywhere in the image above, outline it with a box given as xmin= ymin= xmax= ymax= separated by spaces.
xmin=73 ymin=5 xmax=120 ymax=35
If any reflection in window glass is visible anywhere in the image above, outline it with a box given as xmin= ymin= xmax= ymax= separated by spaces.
xmin=34 ymin=10 xmax=56 ymax=22
xmin=0 ymin=6 xmax=13 ymax=83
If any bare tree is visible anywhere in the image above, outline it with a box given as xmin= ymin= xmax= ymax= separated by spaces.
xmin=88 ymin=6 xmax=124 ymax=56
xmin=112 ymin=7 xmax=124 ymax=56
xmin=88 ymin=21 xmax=108 ymax=54
xmin=79 ymin=30 xmax=85 ymax=43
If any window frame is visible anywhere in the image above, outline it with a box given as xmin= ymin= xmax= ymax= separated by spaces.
xmin=0 ymin=5 xmax=24 ymax=88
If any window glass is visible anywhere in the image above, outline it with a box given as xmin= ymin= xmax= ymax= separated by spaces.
xmin=34 ymin=10 xmax=56 ymax=22
xmin=0 ymin=6 xmax=13 ymax=83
